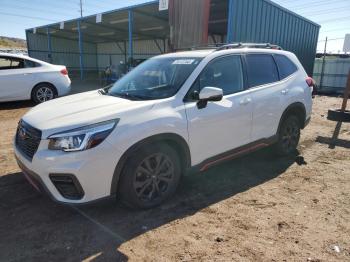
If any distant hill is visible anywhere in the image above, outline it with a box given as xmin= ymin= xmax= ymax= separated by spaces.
xmin=0 ymin=36 xmax=26 ymax=49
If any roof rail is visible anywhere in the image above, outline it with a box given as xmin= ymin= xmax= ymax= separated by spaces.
xmin=175 ymin=43 xmax=225 ymax=51
xmin=175 ymin=43 xmax=283 ymax=52
xmin=216 ymin=43 xmax=283 ymax=51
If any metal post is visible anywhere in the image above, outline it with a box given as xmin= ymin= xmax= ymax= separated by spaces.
xmin=226 ymin=0 xmax=234 ymax=43
xmin=77 ymin=20 xmax=84 ymax=80
xmin=47 ymin=27 xmax=52 ymax=63
xmin=128 ymin=10 xmax=133 ymax=70
xmin=341 ymin=70 xmax=350 ymax=112
xmin=123 ymin=41 xmax=127 ymax=67
xmin=80 ymin=0 xmax=83 ymax=18
xmin=319 ymin=37 xmax=328 ymax=90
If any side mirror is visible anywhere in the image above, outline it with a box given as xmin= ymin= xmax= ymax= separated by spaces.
xmin=199 ymin=86 xmax=223 ymax=101
xmin=197 ymin=86 xmax=223 ymax=109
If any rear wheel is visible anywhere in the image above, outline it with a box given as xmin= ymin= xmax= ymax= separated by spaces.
xmin=32 ymin=83 xmax=57 ymax=103
xmin=118 ymin=144 xmax=181 ymax=209
xmin=274 ymin=115 xmax=301 ymax=156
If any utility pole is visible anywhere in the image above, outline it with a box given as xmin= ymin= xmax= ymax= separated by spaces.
xmin=80 ymin=0 xmax=83 ymax=17
xmin=320 ymin=37 xmax=328 ymax=91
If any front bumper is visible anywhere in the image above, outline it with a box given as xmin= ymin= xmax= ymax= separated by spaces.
xmin=14 ymin=138 xmax=122 ymax=204
xmin=16 ymin=156 xmax=57 ymax=201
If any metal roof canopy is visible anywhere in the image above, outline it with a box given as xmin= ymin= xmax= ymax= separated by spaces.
xmin=26 ymin=0 xmax=320 ymax=46
xmin=27 ymin=1 xmax=169 ymax=43
xmin=26 ymin=0 xmax=320 ymax=78
xmin=27 ymin=0 xmax=231 ymax=44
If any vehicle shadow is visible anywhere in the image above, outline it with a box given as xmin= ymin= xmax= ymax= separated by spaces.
xmin=0 ymin=100 xmax=35 ymax=110
xmin=0 ymin=148 xmax=298 ymax=261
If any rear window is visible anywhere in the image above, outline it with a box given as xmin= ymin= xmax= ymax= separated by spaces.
xmin=274 ymin=54 xmax=298 ymax=79
xmin=24 ymin=59 xmax=41 ymax=68
xmin=245 ymin=54 xmax=279 ymax=88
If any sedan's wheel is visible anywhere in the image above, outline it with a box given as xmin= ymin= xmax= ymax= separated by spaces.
xmin=118 ymin=144 xmax=181 ymax=209
xmin=32 ymin=84 xmax=56 ymax=103
xmin=274 ymin=115 xmax=301 ymax=156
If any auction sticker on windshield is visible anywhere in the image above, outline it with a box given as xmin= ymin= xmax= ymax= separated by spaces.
xmin=172 ymin=59 xmax=195 ymax=65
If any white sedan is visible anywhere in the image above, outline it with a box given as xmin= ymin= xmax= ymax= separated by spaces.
xmin=0 ymin=53 xmax=71 ymax=103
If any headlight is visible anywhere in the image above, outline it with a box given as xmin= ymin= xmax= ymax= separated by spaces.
xmin=48 ymin=119 xmax=118 ymax=152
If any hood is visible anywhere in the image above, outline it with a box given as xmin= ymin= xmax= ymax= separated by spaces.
xmin=23 ymin=90 xmax=155 ymax=138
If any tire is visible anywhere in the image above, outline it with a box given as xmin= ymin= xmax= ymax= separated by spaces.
xmin=274 ymin=115 xmax=301 ymax=156
xmin=118 ymin=143 xmax=182 ymax=209
xmin=327 ymin=109 xmax=350 ymax=123
xmin=31 ymin=83 xmax=57 ymax=104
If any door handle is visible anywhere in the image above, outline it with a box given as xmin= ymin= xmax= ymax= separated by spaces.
xmin=239 ymin=97 xmax=252 ymax=105
xmin=23 ymin=73 xmax=32 ymax=75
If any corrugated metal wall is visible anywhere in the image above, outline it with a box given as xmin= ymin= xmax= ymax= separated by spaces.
xmin=313 ymin=58 xmax=350 ymax=93
xmin=96 ymin=39 xmax=167 ymax=70
xmin=27 ymin=30 xmax=167 ymax=76
xmin=228 ymin=0 xmax=320 ymax=76
xmin=27 ymin=32 xmax=97 ymax=72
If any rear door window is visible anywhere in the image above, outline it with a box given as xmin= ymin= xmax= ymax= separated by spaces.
xmin=11 ymin=58 xmax=24 ymax=69
xmin=245 ymin=54 xmax=279 ymax=88
xmin=274 ymin=54 xmax=298 ymax=79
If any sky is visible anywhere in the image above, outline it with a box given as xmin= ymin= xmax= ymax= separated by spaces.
xmin=0 ymin=0 xmax=349 ymax=53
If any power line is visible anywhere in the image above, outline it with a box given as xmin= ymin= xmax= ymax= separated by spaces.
xmin=301 ymin=6 xmax=350 ymax=16
xmin=0 ymin=11 xmax=57 ymax=22
xmin=1 ymin=3 xmax=70 ymax=17
xmin=322 ymin=28 xmax=350 ymax=33
xmin=318 ymin=37 xmax=345 ymax=43
xmin=286 ymin=0 xmax=349 ymax=9
xmin=317 ymin=16 xmax=350 ymax=23
xmin=14 ymin=0 xmax=76 ymax=9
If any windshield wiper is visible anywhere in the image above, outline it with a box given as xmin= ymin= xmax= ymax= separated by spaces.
xmin=111 ymin=92 xmax=152 ymax=101
xmin=98 ymin=89 xmax=107 ymax=95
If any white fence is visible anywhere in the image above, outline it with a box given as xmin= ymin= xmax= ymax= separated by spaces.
xmin=313 ymin=57 xmax=350 ymax=93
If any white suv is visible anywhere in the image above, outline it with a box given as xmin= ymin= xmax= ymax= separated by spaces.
xmin=14 ymin=44 xmax=313 ymax=208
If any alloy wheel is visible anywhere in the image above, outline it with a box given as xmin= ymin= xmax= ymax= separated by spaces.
xmin=281 ymin=119 xmax=300 ymax=153
xmin=133 ymin=153 xmax=175 ymax=203
xmin=36 ymin=87 xmax=54 ymax=102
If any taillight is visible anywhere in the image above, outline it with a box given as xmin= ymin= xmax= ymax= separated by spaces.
xmin=306 ymin=77 xmax=315 ymax=87
xmin=306 ymin=76 xmax=317 ymax=97
xmin=60 ymin=68 xmax=68 ymax=76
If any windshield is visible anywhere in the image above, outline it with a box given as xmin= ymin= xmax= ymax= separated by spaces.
xmin=106 ymin=57 xmax=202 ymax=100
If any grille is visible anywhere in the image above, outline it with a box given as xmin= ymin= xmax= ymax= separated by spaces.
xmin=15 ymin=120 xmax=42 ymax=161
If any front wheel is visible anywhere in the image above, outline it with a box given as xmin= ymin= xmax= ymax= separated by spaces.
xmin=32 ymin=84 xmax=57 ymax=103
xmin=274 ymin=115 xmax=301 ymax=156
xmin=118 ymin=144 xmax=182 ymax=209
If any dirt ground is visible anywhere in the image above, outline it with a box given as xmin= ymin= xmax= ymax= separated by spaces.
xmin=0 ymin=96 xmax=349 ymax=262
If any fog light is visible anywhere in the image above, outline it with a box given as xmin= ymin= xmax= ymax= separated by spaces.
xmin=49 ymin=174 xmax=84 ymax=200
